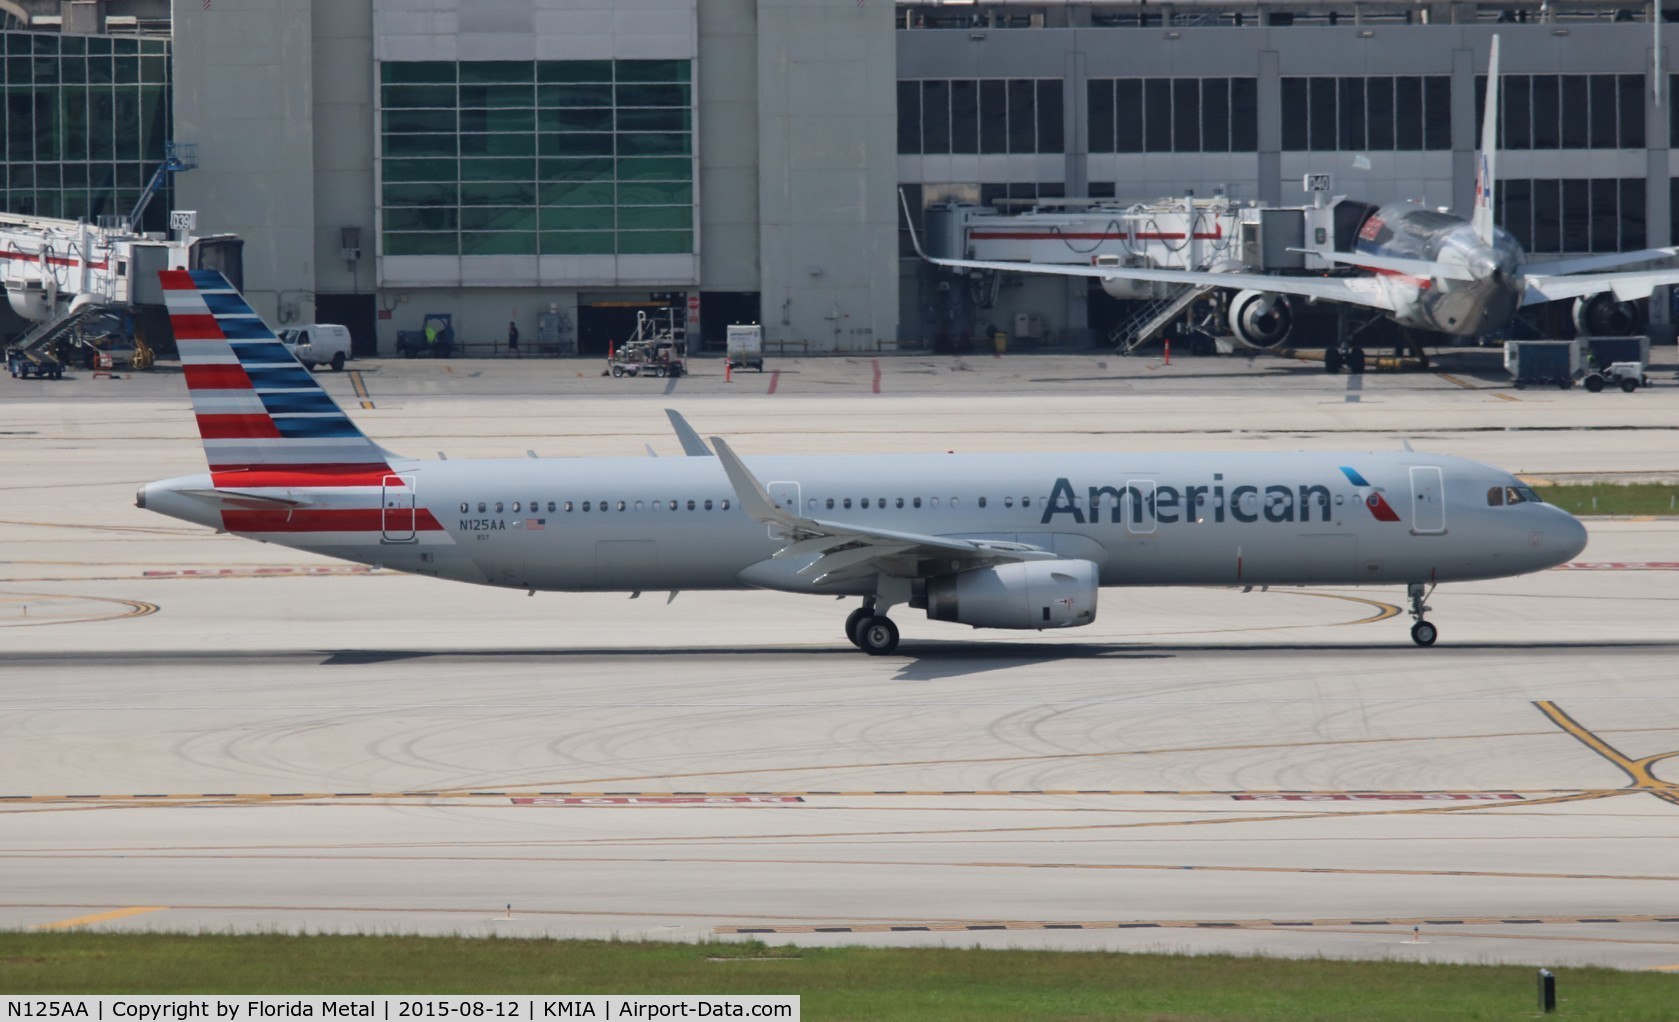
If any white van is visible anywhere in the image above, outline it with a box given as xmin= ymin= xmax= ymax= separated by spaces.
xmin=278 ymin=324 xmax=352 ymax=371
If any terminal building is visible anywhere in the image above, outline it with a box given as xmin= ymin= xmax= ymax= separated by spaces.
xmin=0 ymin=0 xmax=1673 ymax=354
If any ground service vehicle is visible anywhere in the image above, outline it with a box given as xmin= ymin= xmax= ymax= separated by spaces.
xmin=1583 ymin=361 xmax=1649 ymax=393
xmin=396 ymin=314 xmax=454 ymax=357
xmin=727 ymin=323 xmax=764 ymax=371
xmin=278 ymin=324 xmax=351 ymax=371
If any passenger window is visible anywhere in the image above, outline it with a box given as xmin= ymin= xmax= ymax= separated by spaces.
xmin=913 ymin=497 xmax=922 ymax=509
xmin=460 ymin=502 xmax=469 ymax=513
xmin=877 ymin=497 xmax=885 ymax=508
xmin=1021 ymin=497 xmax=1031 ymax=508
xmin=652 ymin=500 xmax=662 ymax=510
xmin=598 ymin=500 xmax=607 ymax=511
xmin=616 ymin=500 xmax=626 ymax=511
xmin=930 ymin=497 xmax=939 ymax=508
xmin=563 ymin=501 xmax=573 ymax=512
xmin=704 ymin=499 xmax=713 ymax=510
xmin=843 ymin=498 xmax=852 ymax=509
xmin=861 ymin=498 xmax=870 ymax=509
xmin=951 ymin=497 xmax=959 ymax=507
xmin=513 ymin=501 xmax=521 ymax=512
xmin=1004 ymin=497 xmax=1014 ymax=508
xmin=495 ymin=501 xmax=504 ymax=513
xmin=477 ymin=502 xmax=486 ymax=513
xmin=826 ymin=498 xmax=835 ymax=510
xmin=896 ymin=497 xmax=904 ymax=509
xmin=979 ymin=496 xmax=987 ymax=508
xmin=722 ymin=499 xmax=731 ymax=510
xmin=687 ymin=499 xmax=696 ymax=510
xmin=582 ymin=501 xmax=591 ymax=511
xmin=635 ymin=500 xmax=645 ymax=511
xmin=1334 ymin=494 xmax=1345 ymax=506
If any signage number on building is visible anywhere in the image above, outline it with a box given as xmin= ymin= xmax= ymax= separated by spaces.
xmin=169 ymin=210 xmax=198 ymax=232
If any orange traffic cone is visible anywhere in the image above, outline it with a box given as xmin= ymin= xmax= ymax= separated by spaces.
xmin=725 ymin=359 xmax=733 ymax=383
xmin=1163 ymin=339 xmax=1171 ymax=365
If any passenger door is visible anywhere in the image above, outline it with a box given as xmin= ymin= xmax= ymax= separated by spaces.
xmin=1409 ymin=466 xmax=1445 ymax=534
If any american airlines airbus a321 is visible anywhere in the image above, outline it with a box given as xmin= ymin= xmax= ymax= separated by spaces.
xmin=137 ymin=270 xmax=1587 ymax=654
xmin=912 ymin=36 xmax=1679 ymax=363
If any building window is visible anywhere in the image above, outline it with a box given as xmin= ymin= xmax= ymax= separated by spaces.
xmin=379 ymin=58 xmax=694 ymax=258
xmin=0 ymin=31 xmax=173 ymax=229
xmin=1484 ymin=74 xmax=1644 ymax=150
xmin=1500 ymin=178 xmax=1645 ymax=253
xmin=1088 ymin=78 xmax=1257 ymax=154
xmin=1282 ymin=76 xmax=1451 ymax=151
xmin=897 ymin=78 xmax=1065 ymax=155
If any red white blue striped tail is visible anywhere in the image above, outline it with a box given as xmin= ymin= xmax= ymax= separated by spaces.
xmin=161 ymin=269 xmax=393 ymax=477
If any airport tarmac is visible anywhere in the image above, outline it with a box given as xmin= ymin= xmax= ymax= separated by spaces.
xmin=2 ymin=351 xmax=1678 ymax=970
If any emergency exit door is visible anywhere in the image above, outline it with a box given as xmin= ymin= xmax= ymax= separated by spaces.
xmin=381 ymin=475 xmax=416 ymax=542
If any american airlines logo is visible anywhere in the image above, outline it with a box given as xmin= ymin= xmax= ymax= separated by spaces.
xmin=1039 ymin=469 xmax=1401 ymax=526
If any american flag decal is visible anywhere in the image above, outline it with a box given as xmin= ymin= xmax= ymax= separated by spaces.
xmin=525 ymin=518 xmax=546 ymax=531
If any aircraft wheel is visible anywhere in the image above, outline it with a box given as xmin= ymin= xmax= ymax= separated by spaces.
xmin=1324 ymin=347 xmax=1343 ymax=374
xmin=331 ymin=352 xmax=346 ymax=372
xmin=857 ymin=616 xmax=900 ymax=656
xmin=1410 ymin=620 xmax=1438 ymax=647
xmin=1584 ymin=374 xmax=1604 ymax=393
xmin=1347 ymin=347 xmax=1366 ymax=375
xmin=844 ymin=607 xmax=871 ymax=649
xmin=1620 ymin=377 xmax=1638 ymax=393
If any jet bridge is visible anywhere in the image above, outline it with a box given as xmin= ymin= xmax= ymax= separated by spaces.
xmin=0 ymin=212 xmax=243 ymax=361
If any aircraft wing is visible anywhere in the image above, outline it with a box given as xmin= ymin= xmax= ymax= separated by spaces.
xmin=919 ymin=253 xmax=1399 ymax=313
xmin=710 ymin=437 xmax=1055 ymax=585
xmin=1521 ymin=268 xmax=1679 ymax=306
xmin=1519 ymin=248 xmax=1679 ymax=277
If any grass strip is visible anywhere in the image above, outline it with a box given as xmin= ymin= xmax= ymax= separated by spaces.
xmin=1521 ymin=482 xmax=1679 ymax=517
xmin=1 ymin=933 xmax=1677 ymax=1021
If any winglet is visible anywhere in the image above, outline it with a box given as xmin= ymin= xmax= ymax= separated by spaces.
xmin=1472 ymin=34 xmax=1500 ymax=246
xmin=899 ymin=187 xmax=934 ymax=263
xmin=665 ymin=409 xmax=714 ymax=457
xmin=710 ymin=436 xmax=799 ymax=529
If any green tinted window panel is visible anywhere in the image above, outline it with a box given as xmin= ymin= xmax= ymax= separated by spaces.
xmin=113 ymin=90 xmax=141 ymax=159
xmin=616 ymin=230 xmax=691 ymax=254
xmin=540 ymin=230 xmax=613 ymax=254
xmin=10 ymin=163 xmax=33 ymax=186
xmin=116 ymin=162 xmax=142 ymax=187
xmin=382 ymin=84 xmax=456 ymax=109
xmin=382 ymin=157 xmax=457 ymax=182
xmin=384 ymin=232 xmax=458 ymax=256
xmin=383 ymin=62 xmax=455 ymax=85
xmin=539 ymin=107 xmax=612 ymax=132
xmin=539 ymin=132 xmax=614 ymax=157
xmin=138 ymin=87 xmax=167 ymax=158
xmin=383 ymin=182 xmax=459 ymax=206
xmin=62 ymin=164 xmax=88 ymax=188
xmin=113 ymin=56 xmax=137 ymax=83
xmin=461 ymin=61 xmax=533 ymax=84
xmin=32 ymin=56 xmax=58 ymax=84
xmin=384 ymin=207 xmax=458 ymax=232
xmin=615 ymin=60 xmax=690 ymax=84
xmin=616 ymin=206 xmax=691 ymax=231
xmin=459 ymin=84 xmax=533 ymax=109
xmin=35 ymin=191 xmax=63 ymax=218
xmin=33 ymin=95 xmax=60 ymax=161
xmin=538 ymin=61 xmax=612 ymax=84
xmin=459 ymin=106 xmax=535 ymax=134
xmin=459 ymin=132 xmax=536 ymax=156
xmin=8 ymin=56 xmax=31 ymax=83
xmin=615 ymin=83 xmax=688 ymax=107
xmin=61 ymin=90 xmax=89 ymax=161
xmin=87 ymin=55 xmax=111 ymax=84
xmin=461 ymin=206 xmax=538 ymax=231
xmin=383 ymin=133 xmax=457 ymax=158
xmin=31 ymin=35 xmax=57 ymax=54
xmin=538 ymin=83 xmax=613 ymax=108
xmin=539 ymin=205 xmax=613 ymax=230
xmin=35 ymin=163 xmax=60 ymax=188
xmin=616 ymin=180 xmax=692 ymax=205
xmin=617 ymin=132 xmax=690 ymax=157
xmin=538 ymin=157 xmax=614 ymax=182
xmin=617 ymin=107 xmax=689 ymax=132
xmin=383 ymin=108 xmax=458 ymax=134
xmin=616 ymin=156 xmax=689 ymax=181
xmin=60 ymin=35 xmax=86 ymax=55
xmin=140 ymin=39 xmax=167 ymax=55
xmin=460 ymin=181 xmax=536 ymax=206
xmin=462 ymin=231 xmax=537 ymax=255
xmin=61 ymin=57 xmax=86 ymax=84
xmin=139 ymin=56 xmax=166 ymax=83
xmin=460 ymin=157 xmax=534 ymax=182
xmin=111 ymin=38 xmax=137 ymax=55
xmin=86 ymin=37 xmax=111 ymax=54
xmin=539 ymin=180 xmax=614 ymax=206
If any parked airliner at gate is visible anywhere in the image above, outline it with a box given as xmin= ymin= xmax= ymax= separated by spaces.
xmin=137 ymin=270 xmax=1587 ymax=654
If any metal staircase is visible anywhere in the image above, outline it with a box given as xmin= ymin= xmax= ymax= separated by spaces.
xmin=1110 ymin=284 xmax=1215 ymax=354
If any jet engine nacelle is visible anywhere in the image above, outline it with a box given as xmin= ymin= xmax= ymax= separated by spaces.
xmin=925 ymin=559 xmax=1098 ymax=630
xmin=1227 ymin=289 xmax=1294 ymax=348
xmin=1572 ymin=293 xmax=1645 ymax=338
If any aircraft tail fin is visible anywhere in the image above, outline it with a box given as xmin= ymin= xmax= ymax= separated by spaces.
xmin=160 ymin=269 xmax=395 ymax=477
xmin=1472 ymin=35 xmax=1501 ymax=246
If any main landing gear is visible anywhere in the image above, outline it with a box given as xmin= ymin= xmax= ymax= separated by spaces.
xmin=845 ymin=598 xmax=901 ymax=655
xmin=1407 ymin=582 xmax=1438 ymax=647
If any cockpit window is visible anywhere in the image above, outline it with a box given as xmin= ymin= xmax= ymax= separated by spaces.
xmin=1512 ymin=485 xmax=1543 ymax=504
xmin=1491 ymin=485 xmax=1544 ymax=507
xmin=1487 ymin=487 xmax=1504 ymax=507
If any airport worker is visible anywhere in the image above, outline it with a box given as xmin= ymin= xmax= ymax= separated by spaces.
xmin=508 ymin=320 xmax=520 ymax=358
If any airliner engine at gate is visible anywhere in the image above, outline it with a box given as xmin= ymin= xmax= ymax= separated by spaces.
xmin=137 ymin=270 xmax=1587 ymax=654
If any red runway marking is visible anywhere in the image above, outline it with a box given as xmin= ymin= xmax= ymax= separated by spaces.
xmin=767 ymin=369 xmax=780 ymax=394
xmin=512 ymin=796 xmax=805 ymax=807
xmin=871 ymin=360 xmax=881 ymax=394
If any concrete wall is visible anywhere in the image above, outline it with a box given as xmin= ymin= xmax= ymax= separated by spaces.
xmin=696 ymin=0 xmax=760 ymax=294
xmin=312 ymin=0 xmax=375 ymax=303
xmin=172 ymin=0 xmax=317 ymax=325
xmin=757 ymin=0 xmax=898 ymax=350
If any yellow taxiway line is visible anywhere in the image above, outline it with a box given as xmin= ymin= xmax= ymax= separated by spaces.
xmin=36 ymin=906 xmax=165 ymax=930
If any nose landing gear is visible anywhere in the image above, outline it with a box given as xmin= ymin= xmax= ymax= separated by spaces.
xmin=1407 ymin=582 xmax=1437 ymax=646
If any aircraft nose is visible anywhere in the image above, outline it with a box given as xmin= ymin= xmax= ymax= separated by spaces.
xmin=1557 ymin=513 xmax=1589 ymax=563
